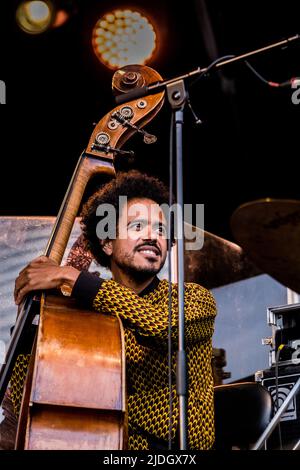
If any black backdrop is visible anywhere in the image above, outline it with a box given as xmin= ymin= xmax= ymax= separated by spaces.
xmin=1 ymin=0 xmax=299 ymax=242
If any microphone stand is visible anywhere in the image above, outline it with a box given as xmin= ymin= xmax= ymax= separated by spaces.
xmin=115 ymin=32 xmax=299 ymax=450
xmin=166 ymin=79 xmax=188 ymax=450
xmin=115 ymin=34 xmax=299 ymax=106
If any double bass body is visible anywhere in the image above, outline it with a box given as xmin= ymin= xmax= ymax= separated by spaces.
xmin=16 ymin=295 xmax=126 ymax=449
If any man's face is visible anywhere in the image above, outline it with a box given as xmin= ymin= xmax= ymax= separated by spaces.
xmin=103 ymin=198 xmax=168 ymax=279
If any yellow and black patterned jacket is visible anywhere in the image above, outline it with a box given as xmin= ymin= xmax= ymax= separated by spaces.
xmin=73 ymin=273 xmax=217 ymax=450
xmin=11 ymin=273 xmax=216 ymax=450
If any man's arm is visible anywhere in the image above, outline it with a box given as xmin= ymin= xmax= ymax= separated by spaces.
xmin=15 ymin=259 xmax=216 ymax=344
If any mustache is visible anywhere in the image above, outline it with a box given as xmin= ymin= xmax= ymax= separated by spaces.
xmin=135 ymin=241 xmax=161 ymax=255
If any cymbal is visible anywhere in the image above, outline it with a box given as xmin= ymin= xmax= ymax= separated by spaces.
xmin=183 ymin=224 xmax=261 ymax=289
xmin=231 ymin=198 xmax=300 ymax=293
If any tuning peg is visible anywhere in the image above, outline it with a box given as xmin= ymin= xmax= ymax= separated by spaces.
xmin=143 ymin=133 xmax=157 ymax=144
xmin=112 ymin=111 xmax=157 ymax=144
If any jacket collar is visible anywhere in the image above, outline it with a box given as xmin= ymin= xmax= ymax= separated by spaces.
xmin=139 ymin=276 xmax=160 ymax=297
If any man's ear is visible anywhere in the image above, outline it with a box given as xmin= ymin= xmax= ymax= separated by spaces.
xmin=101 ymin=239 xmax=113 ymax=256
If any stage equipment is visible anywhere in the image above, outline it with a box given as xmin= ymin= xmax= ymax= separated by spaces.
xmin=232 ymin=199 xmax=300 ymax=449
xmin=255 ymin=365 xmax=300 ymax=449
xmin=15 ymin=0 xmax=74 ymax=34
xmin=231 ymin=199 xmax=300 ymax=294
xmin=16 ymin=1 xmax=55 ymax=34
xmin=92 ymin=9 xmax=157 ymax=69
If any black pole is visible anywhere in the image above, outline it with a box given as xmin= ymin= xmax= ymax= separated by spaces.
xmin=166 ymin=79 xmax=188 ymax=450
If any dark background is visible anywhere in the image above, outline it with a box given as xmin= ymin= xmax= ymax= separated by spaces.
xmin=1 ymin=0 xmax=299 ymax=242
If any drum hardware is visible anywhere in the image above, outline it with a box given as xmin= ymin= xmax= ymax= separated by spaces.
xmin=231 ymin=199 xmax=300 ymax=449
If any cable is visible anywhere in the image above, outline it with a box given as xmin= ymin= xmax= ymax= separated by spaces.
xmin=244 ymin=60 xmax=272 ymax=86
xmin=190 ymin=54 xmax=235 ymax=87
xmin=244 ymin=61 xmax=299 ymax=88
xmin=189 ymin=52 xmax=299 ymax=90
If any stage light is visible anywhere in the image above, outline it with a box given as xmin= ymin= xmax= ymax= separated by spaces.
xmin=16 ymin=1 xmax=55 ymax=34
xmin=15 ymin=1 xmax=75 ymax=34
xmin=92 ymin=9 xmax=157 ymax=69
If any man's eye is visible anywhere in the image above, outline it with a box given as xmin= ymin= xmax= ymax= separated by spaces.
xmin=129 ymin=222 xmax=143 ymax=231
xmin=156 ymin=225 xmax=167 ymax=236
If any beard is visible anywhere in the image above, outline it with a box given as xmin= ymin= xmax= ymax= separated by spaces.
xmin=114 ymin=251 xmax=165 ymax=281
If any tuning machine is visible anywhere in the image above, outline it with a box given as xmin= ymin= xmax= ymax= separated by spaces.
xmin=111 ymin=110 xmax=157 ymax=145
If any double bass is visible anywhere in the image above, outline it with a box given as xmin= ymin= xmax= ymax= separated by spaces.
xmin=0 ymin=65 xmax=164 ymax=449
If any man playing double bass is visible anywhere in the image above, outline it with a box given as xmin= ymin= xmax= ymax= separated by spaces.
xmin=12 ymin=170 xmax=217 ymax=450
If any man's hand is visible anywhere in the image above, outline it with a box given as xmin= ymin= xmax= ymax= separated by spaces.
xmin=14 ymin=256 xmax=80 ymax=305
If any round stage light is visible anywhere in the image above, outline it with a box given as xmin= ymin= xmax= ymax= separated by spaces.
xmin=92 ymin=9 xmax=157 ymax=69
xmin=16 ymin=1 xmax=54 ymax=34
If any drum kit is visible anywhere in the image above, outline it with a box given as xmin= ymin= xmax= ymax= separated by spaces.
xmin=184 ymin=197 xmax=300 ymax=295
xmin=231 ymin=198 xmax=300 ymax=450
xmin=231 ymin=198 xmax=300 ymax=295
